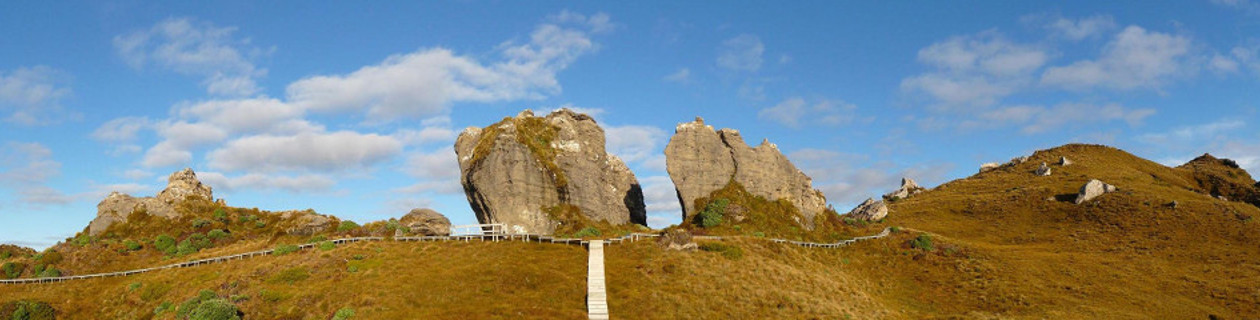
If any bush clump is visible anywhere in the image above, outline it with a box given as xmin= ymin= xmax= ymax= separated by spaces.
xmin=332 ymin=308 xmax=355 ymax=320
xmin=318 ymin=241 xmax=336 ymax=251
xmin=2 ymin=262 xmax=24 ymax=279
xmin=177 ymin=290 xmax=241 ymax=320
xmin=698 ymin=242 xmax=744 ymax=260
xmin=573 ymin=227 xmax=602 ymax=238
xmin=337 ymin=221 xmax=360 ymax=232
xmin=696 ymin=198 xmax=729 ymax=228
xmin=1 ymin=300 xmax=56 ymax=320
xmin=207 ymin=229 xmax=228 ymax=240
xmin=192 ymin=219 xmax=213 ymax=229
xmin=176 ymin=233 xmax=214 ymax=256
xmin=123 ymin=239 xmax=143 ymax=251
xmin=910 ymin=234 xmax=935 ymax=252
xmin=273 ymin=244 xmax=300 ymax=255
xmin=213 ymin=208 xmax=229 ymax=222
xmin=154 ymin=235 xmax=178 ymax=255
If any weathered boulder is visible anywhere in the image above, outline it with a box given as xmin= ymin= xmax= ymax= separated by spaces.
xmin=278 ymin=210 xmax=334 ymax=236
xmin=400 ymin=208 xmax=452 ymax=236
xmin=1074 ymin=179 xmax=1118 ymax=204
xmin=665 ymin=117 xmax=828 ymax=229
xmin=1059 ymin=156 xmax=1073 ymax=166
xmin=88 ymin=168 xmax=214 ymax=236
xmin=454 ymin=109 xmax=647 ymax=235
xmin=884 ymin=177 xmax=926 ymax=200
xmin=658 ymin=228 xmax=697 ymax=251
xmin=847 ymin=198 xmax=888 ymax=221
xmin=1035 ymin=162 xmax=1052 ymax=176
xmin=979 ymin=162 xmax=1000 ymax=173
xmin=156 ymin=168 xmax=213 ymax=204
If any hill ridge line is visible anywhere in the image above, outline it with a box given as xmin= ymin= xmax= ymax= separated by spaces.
xmin=0 ymin=228 xmax=893 ymax=285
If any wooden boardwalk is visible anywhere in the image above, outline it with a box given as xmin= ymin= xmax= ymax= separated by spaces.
xmin=587 ymin=240 xmax=609 ymax=320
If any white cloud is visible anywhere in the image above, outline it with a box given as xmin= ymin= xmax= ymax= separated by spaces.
xmin=663 ymin=68 xmax=691 ymax=83
xmin=639 ymin=175 xmax=681 ymax=226
xmin=605 ymin=125 xmax=667 ymax=163
xmin=549 ymin=10 xmax=615 ymax=34
xmin=0 ymin=142 xmax=75 ymax=207
xmin=1047 ymin=15 xmax=1116 ymax=40
xmin=141 ymin=121 xmax=230 ymax=167
xmin=717 ymin=34 xmax=764 ymax=72
xmin=91 ymin=117 xmax=150 ymax=142
xmin=0 ymin=66 xmax=74 ymax=125
xmin=197 ymin=171 xmax=336 ymax=193
xmin=114 ymin=17 xmax=271 ymax=96
xmin=207 ymin=131 xmax=403 ymax=172
xmin=122 ymin=169 xmax=153 ymax=180
xmin=967 ymin=102 xmax=1156 ymax=134
xmin=403 ymin=147 xmax=460 ymax=180
xmin=758 ymin=97 xmax=864 ymax=128
xmin=901 ymin=31 xmax=1048 ymax=109
xmin=175 ymin=97 xmax=309 ymax=135
xmin=288 ymin=17 xmax=605 ymax=122
xmin=1137 ymin=119 xmax=1245 ymax=145
xmin=1041 ymin=26 xmax=1193 ymax=91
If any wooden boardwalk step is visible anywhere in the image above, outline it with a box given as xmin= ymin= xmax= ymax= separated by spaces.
xmin=587 ymin=240 xmax=609 ymax=319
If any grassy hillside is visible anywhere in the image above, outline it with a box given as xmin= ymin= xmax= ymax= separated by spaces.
xmin=0 ymin=240 xmax=588 ymax=319
xmin=3 ymin=143 xmax=1258 ymax=319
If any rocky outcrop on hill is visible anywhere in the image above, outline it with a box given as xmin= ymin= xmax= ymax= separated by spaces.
xmin=1075 ymin=179 xmax=1118 ymax=204
xmin=400 ymin=208 xmax=452 ymax=236
xmin=89 ymin=168 xmax=214 ymax=236
xmin=847 ymin=198 xmax=888 ymax=221
xmin=884 ymin=177 xmax=925 ymax=200
xmin=1177 ymin=153 xmax=1260 ymax=208
xmin=277 ymin=210 xmax=334 ymax=236
xmin=454 ymin=109 xmax=647 ymax=235
xmin=658 ymin=228 xmax=697 ymax=251
xmin=979 ymin=162 xmax=1000 ymax=173
xmin=1059 ymin=156 xmax=1073 ymax=166
xmin=665 ymin=117 xmax=828 ymax=229
xmin=1035 ymin=162 xmax=1052 ymax=176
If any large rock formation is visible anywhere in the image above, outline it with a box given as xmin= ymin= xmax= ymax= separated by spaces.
xmin=400 ymin=208 xmax=452 ymax=236
xmin=664 ymin=117 xmax=828 ymax=229
xmin=1177 ymin=153 xmax=1260 ymax=208
xmin=454 ymin=109 xmax=647 ymax=234
xmin=847 ymin=198 xmax=888 ymax=221
xmin=884 ymin=177 xmax=925 ymax=200
xmin=276 ymin=210 xmax=334 ymax=236
xmin=89 ymin=168 xmax=214 ymax=236
xmin=1075 ymin=179 xmax=1118 ymax=204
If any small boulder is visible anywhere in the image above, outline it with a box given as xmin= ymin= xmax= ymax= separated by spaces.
xmin=1009 ymin=156 xmax=1029 ymax=165
xmin=847 ymin=198 xmax=888 ymax=221
xmin=1074 ymin=179 xmax=1118 ymax=204
xmin=1167 ymin=200 xmax=1179 ymax=209
xmin=1035 ymin=162 xmax=1052 ymax=176
xmin=658 ymin=228 xmax=697 ymax=251
xmin=884 ymin=177 xmax=926 ymax=200
xmin=280 ymin=210 xmax=334 ymax=236
xmin=400 ymin=208 xmax=452 ymax=236
xmin=979 ymin=162 xmax=1000 ymax=173
xmin=1059 ymin=156 xmax=1072 ymax=166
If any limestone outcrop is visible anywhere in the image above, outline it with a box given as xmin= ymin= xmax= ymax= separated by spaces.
xmin=664 ymin=117 xmax=828 ymax=229
xmin=884 ymin=177 xmax=925 ymax=200
xmin=277 ymin=210 xmax=334 ymax=236
xmin=89 ymin=168 xmax=214 ymax=236
xmin=1035 ymin=162 xmax=1052 ymax=176
xmin=979 ymin=162 xmax=1000 ymax=173
xmin=454 ymin=109 xmax=647 ymax=235
xmin=1075 ymin=179 xmax=1118 ymax=204
xmin=847 ymin=198 xmax=888 ymax=221
xmin=400 ymin=208 xmax=452 ymax=236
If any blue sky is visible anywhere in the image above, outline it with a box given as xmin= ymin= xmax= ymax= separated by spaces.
xmin=3 ymin=1 xmax=1259 ymax=249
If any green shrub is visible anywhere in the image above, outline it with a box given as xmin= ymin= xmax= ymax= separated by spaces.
xmin=910 ymin=234 xmax=935 ymax=252
xmin=0 ymin=251 xmax=9 ymax=260
xmin=128 ymin=282 xmax=142 ymax=291
xmin=154 ymin=235 xmax=177 ymax=255
xmin=229 ymin=294 xmax=249 ymax=303
xmin=192 ymin=219 xmax=213 ymax=229
xmin=213 ymin=208 xmax=228 ymax=222
xmin=154 ymin=301 xmax=172 ymax=314
xmin=123 ymin=239 xmax=143 ymax=251
xmin=36 ymin=267 xmax=60 ymax=278
xmin=273 ymin=244 xmax=299 ymax=255
xmin=207 ymin=229 xmax=228 ymax=240
xmin=35 ymin=250 xmax=61 ymax=265
xmin=697 ymin=198 xmax=729 ymax=228
xmin=351 ymin=254 xmax=365 ymax=260
xmin=237 ymin=214 xmax=257 ymax=224
xmin=2 ymin=262 xmax=23 ymax=279
xmin=308 ymin=235 xmax=327 ymax=243
xmin=573 ymin=227 xmax=602 ymax=238
xmin=752 ymin=231 xmax=766 ymax=238
xmin=347 ymin=266 xmax=359 ymax=273
xmin=332 ymin=307 xmax=356 ymax=320
xmin=32 ymin=264 xmax=44 ymax=275
xmin=254 ymin=221 xmax=266 ymax=228
xmin=889 ymin=226 xmax=901 ymax=233
xmin=3 ymin=300 xmax=56 ymax=320
xmin=337 ymin=221 xmax=360 ymax=232
xmin=319 ymin=241 xmax=336 ymax=251
xmin=699 ymin=242 xmax=744 ymax=260
xmin=72 ymin=234 xmax=92 ymax=247
xmin=187 ymin=298 xmax=240 ymax=320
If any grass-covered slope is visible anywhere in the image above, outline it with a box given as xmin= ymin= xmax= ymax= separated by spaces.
xmin=0 ymin=241 xmax=588 ymax=319
xmin=886 ymin=144 xmax=1260 ymax=318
